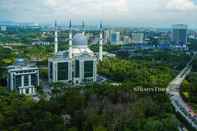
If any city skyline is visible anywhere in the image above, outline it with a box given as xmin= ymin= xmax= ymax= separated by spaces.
xmin=0 ymin=0 xmax=197 ymax=28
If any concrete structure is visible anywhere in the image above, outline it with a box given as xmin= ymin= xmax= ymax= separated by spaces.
xmin=110 ymin=31 xmax=120 ymax=45
xmin=48 ymin=21 xmax=103 ymax=85
xmin=132 ymin=32 xmax=144 ymax=44
xmin=7 ymin=58 xmax=39 ymax=95
xmin=172 ymin=24 xmax=188 ymax=45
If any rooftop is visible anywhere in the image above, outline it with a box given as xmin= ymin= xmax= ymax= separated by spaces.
xmin=7 ymin=58 xmax=38 ymax=70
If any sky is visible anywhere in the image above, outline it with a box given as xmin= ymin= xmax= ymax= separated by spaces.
xmin=0 ymin=0 xmax=197 ymax=28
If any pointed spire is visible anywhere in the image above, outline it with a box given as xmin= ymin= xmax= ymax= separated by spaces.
xmin=55 ymin=20 xmax=57 ymax=28
xmin=99 ymin=21 xmax=103 ymax=31
xmin=69 ymin=19 xmax=72 ymax=30
xmin=82 ymin=20 xmax=85 ymax=35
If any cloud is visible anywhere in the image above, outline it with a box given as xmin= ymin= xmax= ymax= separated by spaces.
xmin=44 ymin=0 xmax=129 ymax=17
xmin=0 ymin=0 xmax=197 ymax=27
xmin=161 ymin=0 xmax=197 ymax=11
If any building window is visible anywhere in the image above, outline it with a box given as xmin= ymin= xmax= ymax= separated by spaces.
xmin=24 ymin=75 xmax=29 ymax=86
xmin=15 ymin=75 xmax=22 ymax=88
xmin=75 ymin=60 xmax=80 ymax=78
xmin=58 ymin=62 xmax=68 ymax=80
xmin=31 ymin=74 xmax=38 ymax=86
xmin=49 ymin=62 xmax=53 ymax=79
xmin=84 ymin=61 xmax=94 ymax=78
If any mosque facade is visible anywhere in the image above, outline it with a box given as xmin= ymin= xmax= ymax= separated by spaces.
xmin=48 ymin=21 xmax=103 ymax=85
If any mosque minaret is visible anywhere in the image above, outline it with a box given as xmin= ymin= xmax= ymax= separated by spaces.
xmin=99 ymin=22 xmax=103 ymax=61
xmin=54 ymin=21 xmax=58 ymax=54
xmin=69 ymin=20 xmax=73 ymax=59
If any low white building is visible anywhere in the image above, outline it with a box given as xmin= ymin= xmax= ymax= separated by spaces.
xmin=7 ymin=59 xmax=39 ymax=95
xmin=32 ymin=40 xmax=51 ymax=46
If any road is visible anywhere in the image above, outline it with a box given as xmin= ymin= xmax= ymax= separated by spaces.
xmin=166 ymin=64 xmax=197 ymax=130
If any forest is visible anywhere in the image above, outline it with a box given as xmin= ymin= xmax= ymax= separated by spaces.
xmin=0 ymin=57 xmax=180 ymax=131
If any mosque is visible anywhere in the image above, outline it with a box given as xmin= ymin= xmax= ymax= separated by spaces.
xmin=48 ymin=21 xmax=103 ymax=85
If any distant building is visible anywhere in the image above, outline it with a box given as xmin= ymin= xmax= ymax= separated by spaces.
xmin=132 ymin=32 xmax=144 ymax=44
xmin=123 ymin=36 xmax=131 ymax=45
xmin=110 ymin=31 xmax=120 ymax=45
xmin=188 ymin=31 xmax=197 ymax=39
xmin=0 ymin=26 xmax=7 ymax=31
xmin=32 ymin=40 xmax=51 ymax=46
xmin=104 ymin=30 xmax=110 ymax=44
xmin=7 ymin=58 xmax=39 ymax=96
xmin=172 ymin=24 xmax=188 ymax=45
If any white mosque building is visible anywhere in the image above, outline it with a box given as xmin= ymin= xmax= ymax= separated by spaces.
xmin=48 ymin=21 xmax=103 ymax=85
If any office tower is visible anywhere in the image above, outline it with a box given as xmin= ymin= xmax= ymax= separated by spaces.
xmin=172 ymin=24 xmax=188 ymax=45
xmin=110 ymin=31 xmax=120 ymax=45
xmin=103 ymin=30 xmax=110 ymax=44
xmin=123 ymin=36 xmax=131 ymax=44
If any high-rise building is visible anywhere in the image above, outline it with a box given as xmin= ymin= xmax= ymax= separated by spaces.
xmin=110 ymin=31 xmax=120 ymax=45
xmin=48 ymin=21 xmax=103 ymax=85
xmin=132 ymin=32 xmax=144 ymax=44
xmin=123 ymin=36 xmax=131 ymax=45
xmin=103 ymin=30 xmax=110 ymax=44
xmin=7 ymin=58 xmax=39 ymax=96
xmin=172 ymin=24 xmax=188 ymax=45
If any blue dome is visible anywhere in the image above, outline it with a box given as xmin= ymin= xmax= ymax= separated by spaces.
xmin=72 ymin=33 xmax=87 ymax=47
xmin=15 ymin=58 xmax=26 ymax=65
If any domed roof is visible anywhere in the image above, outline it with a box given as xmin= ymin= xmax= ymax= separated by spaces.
xmin=15 ymin=58 xmax=26 ymax=65
xmin=72 ymin=33 xmax=88 ymax=47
